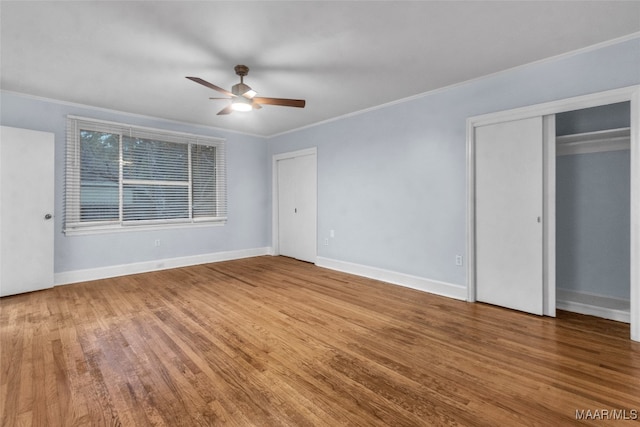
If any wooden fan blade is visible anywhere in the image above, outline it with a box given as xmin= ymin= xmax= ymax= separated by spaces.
xmin=217 ymin=105 xmax=234 ymax=115
xmin=253 ymin=97 xmax=305 ymax=108
xmin=186 ymin=77 xmax=234 ymax=97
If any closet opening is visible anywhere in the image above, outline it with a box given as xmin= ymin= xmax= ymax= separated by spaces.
xmin=555 ymin=102 xmax=631 ymax=323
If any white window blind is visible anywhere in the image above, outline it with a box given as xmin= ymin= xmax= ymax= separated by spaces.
xmin=65 ymin=116 xmax=226 ymax=234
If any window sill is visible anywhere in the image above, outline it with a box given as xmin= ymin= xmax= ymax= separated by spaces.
xmin=64 ymin=219 xmax=226 ymax=236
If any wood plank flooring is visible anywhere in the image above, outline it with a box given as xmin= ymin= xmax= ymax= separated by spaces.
xmin=1 ymin=256 xmax=639 ymax=426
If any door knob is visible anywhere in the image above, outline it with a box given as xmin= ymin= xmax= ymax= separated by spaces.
xmin=44 ymin=214 xmax=52 ymax=220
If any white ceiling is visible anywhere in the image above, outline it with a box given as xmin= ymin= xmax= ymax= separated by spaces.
xmin=1 ymin=1 xmax=639 ymax=137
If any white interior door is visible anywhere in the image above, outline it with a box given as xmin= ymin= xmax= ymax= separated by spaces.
xmin=0 ymin=126 xmax=55 ymax=297
xmin=278 ymin=157 xmax=298 ymax=258
xmin=277 ymin=153 xmax=317 ymax=263
xmin=475 ymin=117 xmax=544 ymax=315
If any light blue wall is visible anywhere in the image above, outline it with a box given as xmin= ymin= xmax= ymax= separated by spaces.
xmin=556 ymin=102 xmax=630 ymax=136
xmin=556 ymin=102 xmax=630 ymax=299
xmin=556 ymin=150 xmax=630 ymax=299
xmin=0 ymin=92 xmax=270 ymax=275
xmin=268 ymin=37 xmax=640 ymax=286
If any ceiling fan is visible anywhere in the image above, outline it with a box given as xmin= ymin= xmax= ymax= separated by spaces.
xmin=186 ymin=65 xmax=306 ymax=115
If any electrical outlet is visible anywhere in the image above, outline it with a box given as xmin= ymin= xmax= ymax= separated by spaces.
xmin=455 ymin=255 xmax=463 ymax=266
xmin=324 ymin=238 xmax=329 ymax=246
xmin=154 ymin=239 xmax=161 ymax=247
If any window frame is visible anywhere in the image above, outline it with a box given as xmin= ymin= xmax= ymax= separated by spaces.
xmin=65 ymin=116 xmax=226 ymax=235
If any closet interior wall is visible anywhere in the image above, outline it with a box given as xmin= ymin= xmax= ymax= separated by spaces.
xmin=555 ymin=102 xmax=631 ymax=322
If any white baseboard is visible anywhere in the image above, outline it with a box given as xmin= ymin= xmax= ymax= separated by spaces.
xmin=556 ymin=289 xmax=630 ymax=323
xmin=315 ymin=256 xmax=467 ymax=301
xmin=54 ymin=247 xmax=272 ymax=285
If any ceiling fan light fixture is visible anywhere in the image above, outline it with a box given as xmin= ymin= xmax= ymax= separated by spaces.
xmin=231 ymin=96 xmax=253 ymax=112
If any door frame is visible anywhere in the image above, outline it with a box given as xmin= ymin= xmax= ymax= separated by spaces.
xmin=466 ymin=85 xmax=640 ymax=341
xmin=271 ymin=147 xmax=317 ymax=259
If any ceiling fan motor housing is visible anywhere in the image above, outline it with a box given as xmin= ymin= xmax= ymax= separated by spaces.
xmin=232 ymin=82 xmax=253 ymax=97
xmin=232 ymin=65 xmax=254 ymax=97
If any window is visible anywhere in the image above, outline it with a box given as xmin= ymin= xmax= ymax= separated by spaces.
xmin=65 ymin=116 xmax=226 ymax=234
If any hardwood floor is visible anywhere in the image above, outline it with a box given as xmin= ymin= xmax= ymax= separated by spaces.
xmin=1 ymin=256 xmax=639 ymax=426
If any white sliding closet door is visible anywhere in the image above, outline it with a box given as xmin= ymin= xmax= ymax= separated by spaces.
xmin=475 ymin=117 xmax=544 ymax=315
xmin=277 ymin=153 xmax=317 ymax=263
